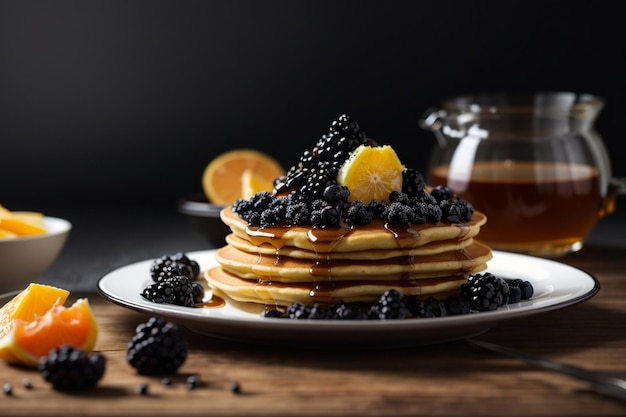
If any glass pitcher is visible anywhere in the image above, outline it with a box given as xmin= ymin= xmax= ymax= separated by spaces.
xmin=419 ymin=92 xmax=626 ymax=257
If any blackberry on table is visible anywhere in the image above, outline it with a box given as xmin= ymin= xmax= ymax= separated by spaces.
xmin=39 ymin=345 xmax=106 ymax=392
xmin=127 ymin=317 xmax=188 ymax=375
xmin=141 ymin=274 xmax=196 ymax=307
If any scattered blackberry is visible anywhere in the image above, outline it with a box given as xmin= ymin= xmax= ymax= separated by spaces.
xmin=368 ymin=289 xmax=410 ymax=320
xmin=141 ymin=274 xmax=196 ymax=307
xmin=461 ymin=272 xmax=510 ymax=311
xmin=136 ymin=383 xmax=149 ymax=395
xmin=186 ymin=374 xmax=201 ymax=390
xmin=230 ymin=381 xmax=242 ymax=394
xmin=127 ymin=317 xmax=188 ymax=375
xmin=38 ymin=345 xmax=106 ymax=392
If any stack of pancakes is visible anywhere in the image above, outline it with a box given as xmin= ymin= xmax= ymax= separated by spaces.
xmin=205 ymin=207 xmax=492 ymax=307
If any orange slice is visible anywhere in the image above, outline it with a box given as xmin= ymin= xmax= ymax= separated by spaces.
xmin=0 ymin=298 xmax=98 ymax=367
xmin=202 ymin=149 xmax=285 ymax=205
xmin=0 ymin=205 xmax=47 ymax=237
xmin=337 ymin=144 xmax=404 ymax=204
xmin=0 ymin=283 xmax=70 ymax=340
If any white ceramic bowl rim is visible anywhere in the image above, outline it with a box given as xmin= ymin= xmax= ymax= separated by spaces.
xmin=0 ymin=216 xmax=72 ymax=242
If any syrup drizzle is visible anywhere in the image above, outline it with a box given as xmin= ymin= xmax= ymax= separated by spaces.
xmin=239 ymin=218 xmax=481 ymax=308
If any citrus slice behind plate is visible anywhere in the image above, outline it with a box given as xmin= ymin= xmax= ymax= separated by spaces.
xmin=202 ymin=149 xmax=285 ymax=205
xmin=337 ymin=144 xmax=404 ymax=204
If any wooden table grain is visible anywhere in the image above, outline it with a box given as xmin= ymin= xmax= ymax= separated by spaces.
xmin=2 ymin=244 xmax=626 ymax=417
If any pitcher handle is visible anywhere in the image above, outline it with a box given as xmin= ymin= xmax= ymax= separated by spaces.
xmin=419 ymin=107 xmax=448 ymax=147
xmin=602 ymin=176 xmax=626 ymax=216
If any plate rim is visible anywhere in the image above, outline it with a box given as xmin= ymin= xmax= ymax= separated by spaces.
xmin=96 ymin=249 xmax=600 ymax=342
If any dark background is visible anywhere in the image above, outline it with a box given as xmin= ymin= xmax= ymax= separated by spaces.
xmin=2 ymin=0 xmax=625 ymax=209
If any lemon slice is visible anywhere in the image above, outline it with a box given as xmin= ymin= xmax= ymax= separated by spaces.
xmin=337 ymin=144 xmax=404 ymax=204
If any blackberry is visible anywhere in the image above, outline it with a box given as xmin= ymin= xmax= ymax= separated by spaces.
xmin=308 ymin=303 xmax=335 ymax=320
xmin=262 ymin=308 xmax=287 ymax=318
xmin=332 ymin=301 xmax=368 ymax=320
xmin=368 ymin=289 xmax=409 ymax=320
xmin=443 ymin=295 xmax=471 ymax=315
xmin=310 ymin=205 xmax=340 ymax=227
xmin=383 ymin=202 xmax=417 ymax=224
xmin=346 ymin=201 xmax=373 ymax=225
xmin=285 ymin=201 xmax=311 ymax=225
xmin=441 ymin=200 xmax=474 ymax=223
xmin=461 ymin=272 xmax=510 ymax=312
xmin=286 ymin=302 xmax=312 ymax=319
xmin=127 ymin=317 xmax=188 ymax=375
xmin=418 ymin=296 xmax=447 ymax=318
xmin=401 ymin=168 xmax=426 ymax=197
xmin=141 ymin=274 xmax=196 ymax=307
xmin=282 ymin=114 xmax=374 ymax=201
xmin=430 ymin=186 xmax=455 ymax=203
xmin=322 ymin=184 xmax=350 ymax=204
xmin=39 ymin=345 xmax=106 ymax=392
xmin=150 ymin=253 xmax=199 ymax=282
xmin=191 ymin=281 xmax=205 ymax=304
xmin=506 ymin=278 xmax=534 ymax=302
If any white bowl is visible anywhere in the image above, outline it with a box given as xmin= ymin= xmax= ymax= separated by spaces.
xmin=0 ymin=217 xmax=72 ymax=294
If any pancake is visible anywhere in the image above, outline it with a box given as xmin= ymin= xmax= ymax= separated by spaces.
xmin=225 ymin=233 xmax=475 ymax=260
xmin=220 ymin=207 xmax=486 ymax=253
xmin=205 ymin=266 xmax=468 ymax=306
xmin=214 ymin=242 xmax=492 ymax=282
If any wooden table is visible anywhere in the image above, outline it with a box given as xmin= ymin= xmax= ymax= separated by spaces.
xmin=2 ymin=224 xmax=626 ymax=416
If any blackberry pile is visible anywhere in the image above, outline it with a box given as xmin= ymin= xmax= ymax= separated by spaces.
xmin=127 ymin=317 xmax=188 ymax=375
xmin=263 ymin=274 xmax=534 ymax=320
xmin=232 ymin=114 xmax=474 ymax=228
xmin=39 ymin=345 xmax=106 ymax=392
xmin=141 ymin=253 xmax=204 ymax=307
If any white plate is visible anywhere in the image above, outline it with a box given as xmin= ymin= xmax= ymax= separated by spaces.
xmin=97 ymin=250 xmax=599 ymax=348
